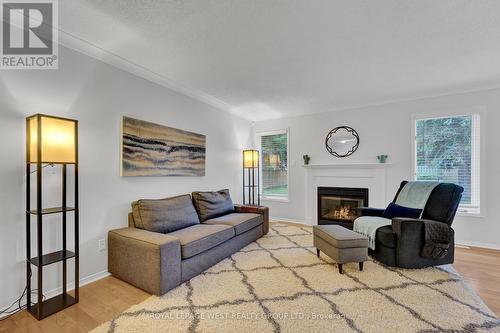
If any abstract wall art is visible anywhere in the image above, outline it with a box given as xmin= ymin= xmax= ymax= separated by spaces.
xmin=121 ymin=116 xmax=206 ymax=177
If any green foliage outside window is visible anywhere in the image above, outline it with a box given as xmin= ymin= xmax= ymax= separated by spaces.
xmin=416 ymin=115 xmax=472 ymax=204
xmin=261 ymin=133 xmax=288 ymax=197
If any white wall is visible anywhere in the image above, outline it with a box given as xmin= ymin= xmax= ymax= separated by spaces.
xmin=254 ymin=88 xmax=500 ymax=249
xmin=0 ymin=46 xmax=251 ymax=309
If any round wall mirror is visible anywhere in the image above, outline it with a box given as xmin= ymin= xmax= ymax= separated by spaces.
xmin=325 ymin=126 xmax=360 ymax=158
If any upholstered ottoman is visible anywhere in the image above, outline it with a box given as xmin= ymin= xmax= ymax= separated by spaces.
xmin=313 ymin=225 xmax=369 ymax=274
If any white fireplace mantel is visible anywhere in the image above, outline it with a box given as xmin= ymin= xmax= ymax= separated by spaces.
xmin=303 ymin=163 xmax=392 ymax=169
xmin=303 ymin=163 xmax=392 ymax=225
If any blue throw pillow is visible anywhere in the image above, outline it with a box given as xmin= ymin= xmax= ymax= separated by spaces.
xmin=382 ymin=202 xmax=422 ymax=219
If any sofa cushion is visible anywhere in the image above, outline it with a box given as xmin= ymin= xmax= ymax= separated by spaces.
xmin=203 ymin=213 xmax=263 ymax=235
xmin=134 ymin=195 xmax=200 ymax=233
xmin=375 ymin=225 xmax=397 ymax=248
xmin=191 ymin=189 xmax=235 ymax=221
xmin=168 ymin=224 xmax=235 ymax=259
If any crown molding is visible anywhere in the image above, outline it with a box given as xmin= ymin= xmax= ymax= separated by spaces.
xmin=57 ymin=29 xmax=235 ymax=115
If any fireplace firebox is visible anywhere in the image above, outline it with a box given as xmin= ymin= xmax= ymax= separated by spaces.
xmin=317 ymin=187 xmax=369 ymax=229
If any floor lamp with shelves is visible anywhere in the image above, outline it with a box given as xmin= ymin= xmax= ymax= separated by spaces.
xmin=26 ymin=114 xmax=79 ymax=320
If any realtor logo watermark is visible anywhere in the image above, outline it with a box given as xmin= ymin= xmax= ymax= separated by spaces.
xmin=1 ymin=0 xmax=58 ymax=69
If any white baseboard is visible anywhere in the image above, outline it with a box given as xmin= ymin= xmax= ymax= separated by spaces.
xmin=0 ymin=270 xmax=111 ymax=319
xmin=455 ymin=240 xmax=500 ymax=250
xmin=270 ymin=216 xmax=311 ymax=225
xmin=43 ymin=270 xmax=111 ymax=299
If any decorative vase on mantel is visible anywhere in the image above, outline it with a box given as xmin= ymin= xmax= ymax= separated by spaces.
xmin=377 ymin=154 xmax=388 ymax=164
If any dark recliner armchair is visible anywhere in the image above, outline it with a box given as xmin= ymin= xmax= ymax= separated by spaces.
xmin=361 ymin=181 xmax=464 ymax=268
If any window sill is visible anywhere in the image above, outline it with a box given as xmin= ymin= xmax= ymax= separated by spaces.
xmin=261 ymin=197 xmax=290 ymax=203
xmin=456 ymin=205 xmax=483 ymax=217
xmin=456 ymin=211 xmax=484 ymax=218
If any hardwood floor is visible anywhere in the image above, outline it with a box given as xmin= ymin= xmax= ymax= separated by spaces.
xmin=454 ymin=246 xmax=500 ymax=317
xmin=0 ymin=277 xmax=150 ymax=333
xmin=1 ymin=246 xmax=499 ymax=332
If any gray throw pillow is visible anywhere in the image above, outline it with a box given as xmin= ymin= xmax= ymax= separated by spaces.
xmin=192 ymin=189 xmax=235 ymax=222
xmin=134 ymin=194 xmax=200 ymax=233
xmin=131 ymin=201 xmax=144 ymax=229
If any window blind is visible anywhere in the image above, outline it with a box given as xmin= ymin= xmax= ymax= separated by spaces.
xmin=415 ymin=114 xmax=480 ymax=213
xmin=259 ymin=132 xmax=288 ymax=198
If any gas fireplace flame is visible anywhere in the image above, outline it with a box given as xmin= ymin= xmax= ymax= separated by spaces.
xmin=323 ymin=205 xmax=358 ymax=221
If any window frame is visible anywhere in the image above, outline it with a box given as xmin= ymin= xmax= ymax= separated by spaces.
xmin=255 ymin=128 xmax=290 ymax=202
xmin=411 ymin=113 xmax=481 ymax=215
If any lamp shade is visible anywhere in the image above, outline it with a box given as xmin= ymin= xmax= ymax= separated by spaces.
xmin=243 ymin=150 xmax=259 ymax=168
xmin=27 ymin=114 xmax=78 ymax=164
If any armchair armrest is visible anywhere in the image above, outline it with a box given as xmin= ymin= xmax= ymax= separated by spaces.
xmin=234 ymin=204 xmax=269 ymax=235
xmin=108 ymin=227 xmax=181 ymax=295
xmin=391 ymin=218 xmax=425 ymax=267
xmin=391 ymin=218 xmax=454 ymax=268
xmin=392 ymin=217 xmax=425 ymax=236
xmin=359 ymin=207 xmax=386 ymax=217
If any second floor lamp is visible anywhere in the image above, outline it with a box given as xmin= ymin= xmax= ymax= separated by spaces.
xmin=243 ymin=150 xmax=260 ymax=206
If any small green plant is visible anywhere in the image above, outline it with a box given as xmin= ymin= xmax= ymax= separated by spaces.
xmin=303 ymin=154 xmax=310 ymax=165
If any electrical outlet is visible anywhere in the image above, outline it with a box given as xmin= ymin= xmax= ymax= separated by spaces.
xmin=98 ymin=238 xmax=106 ymax=252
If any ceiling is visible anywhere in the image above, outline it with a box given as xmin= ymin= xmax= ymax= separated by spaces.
xmin=58 ymin=0 xmax=500 ymax=121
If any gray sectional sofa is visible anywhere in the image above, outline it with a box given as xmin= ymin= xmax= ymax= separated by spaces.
xmin=108 ymin=190 xmax=269 ymax=295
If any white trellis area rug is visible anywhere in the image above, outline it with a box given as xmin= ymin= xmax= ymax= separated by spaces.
xmin=92 ymin=224 xmax=500 ymax=333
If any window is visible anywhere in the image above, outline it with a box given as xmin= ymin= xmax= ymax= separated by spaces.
xmin=414 ymin=114 xmax=480 ymax=214
xmin=257 ymin=130 xmax=289 ymax=200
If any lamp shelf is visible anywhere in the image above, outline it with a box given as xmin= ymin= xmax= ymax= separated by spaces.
xmin=29 ymin=250 xmax=76 ymax=267
xmin=28 ymin=207 xmax=75 ymax=215
xmin=27 ymin=294 xmax=77 ymax=320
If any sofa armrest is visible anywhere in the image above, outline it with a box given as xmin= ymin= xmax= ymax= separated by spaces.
xmin=108 ymin=227 xmax=181 ymax=295
xmin=359 ymin=207 xmax=386 ymax=217
xmin=234 ymin=205 xmax=269 ymax=235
